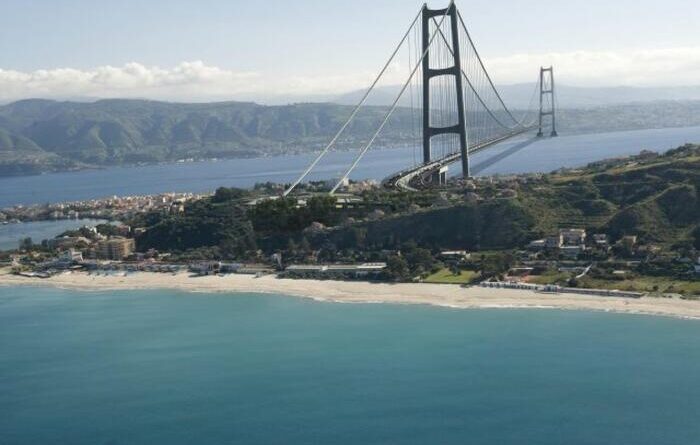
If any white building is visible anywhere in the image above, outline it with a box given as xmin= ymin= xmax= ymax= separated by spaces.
xmin=560 ymin=229 xmax=586 ymax=246
xmin=286 ymin=263 xmax=387 ymax=278
xmin=60 ymin=249 xmax=83 ymax=262
xmin=439 ymin=251 xmax=471 ymax=261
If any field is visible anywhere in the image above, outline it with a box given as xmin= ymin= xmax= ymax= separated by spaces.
xmin=526 ymin=271 xmax=573 ymax=285
xmin=424 ymin=269 xmax=480 ymax=284
xmin=579 ymin=276 xmax=700 ymax=295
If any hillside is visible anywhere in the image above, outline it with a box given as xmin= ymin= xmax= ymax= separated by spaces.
xmin=2 ymin=98 xmax=700 ymax=177
xmin=135 ymin=144 xmax=699 ymax=260
xmin=0 ymin=99 xmax=415 ymax=175
xmin=526 ymin=146 xmax=699 ymax=245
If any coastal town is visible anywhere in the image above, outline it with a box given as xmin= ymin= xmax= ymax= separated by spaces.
xmin=2 ymin=173 xmax=698 ymax=301
xmin=3 ymin=220 xmax=698 ymax=296
xmin=0 ymin=192 xmax=205 ymax=224
xmin=1 ymin=145 xmax=699 ymax=305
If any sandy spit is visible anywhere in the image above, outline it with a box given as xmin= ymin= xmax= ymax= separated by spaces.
xmin=1 ymin=270 xmax=699 ymax=320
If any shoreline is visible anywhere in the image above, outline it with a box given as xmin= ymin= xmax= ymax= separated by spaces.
xmin=1 ymin=270 xmax=699 ymax=320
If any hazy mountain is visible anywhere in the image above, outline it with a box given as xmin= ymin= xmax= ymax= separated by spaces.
xmin=499 ymin=84 xmax=700 ymax=109
xmin=330 ymin=84 xmax=700 ymax=109
xmin=1 ymin=97 xmax=700 ymax=177
xmin=0 ymin=99 xmax=416 ymax=175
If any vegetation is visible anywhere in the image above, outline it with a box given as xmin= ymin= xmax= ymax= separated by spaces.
xmin=129 ymin=145 xmax=699 ymax=291
xmin=578 ymin=276 xmax=700 ymax=295
xmin=0 ymin=99 xmax=415 ymax=175
xmin=3 ymin=98 xmax=700 ymax=176
xmin=424 ymin=268 xmax=480 ymax=284
xmin=249 ymin=196 xmax=339 ymax=233
xmin=136 ymin=189 xmax=257 ymax=259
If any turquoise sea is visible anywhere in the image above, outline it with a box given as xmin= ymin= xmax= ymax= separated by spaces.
xmin=2 ymin=286 xmax=700 ymax=444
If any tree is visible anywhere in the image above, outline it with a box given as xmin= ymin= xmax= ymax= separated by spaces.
xmin=693 ymin=226 xmax=700 ymax=250
xmin=348 ymin=227 xmax=367 ymax=249
xmin=287 ymin=239 xmax=298 ymax=256
xmin=299 ymin=237 xmax=311 ymax=254
xmin=404 ymin=247 xmax=436 ymax=276
xmin=385 ymin=255 xmax=410 ymax=281
xmin=480 ymin=252 xmax=514 ymax=278
xmin=212 ymin=187 xmax=247 ymax=203
xmin=96 ymin=223 xmax=120 ymax=237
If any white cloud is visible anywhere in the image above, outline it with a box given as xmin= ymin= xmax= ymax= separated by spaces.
xmin=0 ymin=60 xmax=391 ymax=103
xmin=0 ymin=61 xmax=264 ymax=102
xmin=486 ymin=47 xmax=700 ymax=87
xmin=1 ymin=47 xmax=700 ymax=103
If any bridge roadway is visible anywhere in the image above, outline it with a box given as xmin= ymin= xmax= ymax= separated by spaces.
xmin=382 ymin=126 xmax=536 ymax=191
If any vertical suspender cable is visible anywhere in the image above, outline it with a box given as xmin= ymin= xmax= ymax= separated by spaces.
xmin=283 ymin=6 xmax=424 ymax=196
xmin=330 ymin=3 xmax=454 ymax=194
xmin=408 ymin=25 xmax=417 ymax=167
xmin=457 ymin=11 xmax=518 ymax=126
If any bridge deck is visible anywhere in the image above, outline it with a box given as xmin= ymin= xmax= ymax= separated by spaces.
xmin=383 ymin=126 xmax=535 ymax=191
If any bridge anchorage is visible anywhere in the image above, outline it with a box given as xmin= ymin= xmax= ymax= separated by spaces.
xmin=284 ymin=1 xmax=557 ymax=196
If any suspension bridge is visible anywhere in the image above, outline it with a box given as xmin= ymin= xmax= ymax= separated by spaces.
xmin=284 ymin=0 xmax=558 ymax=196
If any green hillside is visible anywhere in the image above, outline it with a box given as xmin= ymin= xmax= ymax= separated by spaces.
xmin=2 ymin=97 xmax=700 ymax=176
xmin=135 ymin=145 xmax=699 ymax=264
xmin=0 ymin=99 xmax=415 ymax=175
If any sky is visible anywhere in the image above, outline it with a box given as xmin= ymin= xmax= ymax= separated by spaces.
xmin=1 ymin=0 xmax=699 ymax=103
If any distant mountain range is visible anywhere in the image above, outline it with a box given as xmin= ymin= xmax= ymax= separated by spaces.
xmin=0 ymin=99 xmax=416 ymax=176
xmin=1 ymin=95 xmax=700 ymax=177
xmin=329 ymin=84 xmax=700 ymax=109
xmin=3 ymin=83 xmax=700 ymax=109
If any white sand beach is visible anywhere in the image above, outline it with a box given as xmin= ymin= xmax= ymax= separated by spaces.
xmin=1 ymin=269 xmax=699 ymax=319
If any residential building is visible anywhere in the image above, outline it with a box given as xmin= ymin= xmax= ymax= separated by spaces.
xmin=560 ymin=245 xmax=584 ymax=259
xmin=113 ymin=225 xmax=131 ymax=236
xmin=620 ymin=235 xmax=638 ymax=249
xmin=60 ymin=249 xmax=83 ymax=262
xmin=285 ymin=263 xmax=387 ymax=278
xmin=97 ymin=237 xmax=135 ymax=260
xmin=528 ymin=239 xmax=547 ymax=250
xmin=189 ymin=261 xmax=221 ymax=275
xmin=560 ymin=229 xmax=586 ymax=246
xmin=439 ymin=251 xmax=471 ymax=262
xmin=326 ymin=263 xmax=387 ymax=276
xmin=545 ymin=235 xmax=563 ymax=249
xmin=48 ymin=236 xmax=92 ymax=250
xmin=592 ymin=234 xmax=609 ymax=248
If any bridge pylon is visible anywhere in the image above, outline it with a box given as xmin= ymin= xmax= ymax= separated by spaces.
xmin=285 ymin=2 xmax=549 ymax=196
xmin=537 ymin=66 xmax=558 ymax=137
xmin=422 ymin=3 xmax=469 ymax=180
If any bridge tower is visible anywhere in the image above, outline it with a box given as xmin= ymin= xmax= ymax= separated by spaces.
xmin=537 ymin=66 xmax=558 ymax=137
xmin=422 ymin=3 xmax=469 ymax=180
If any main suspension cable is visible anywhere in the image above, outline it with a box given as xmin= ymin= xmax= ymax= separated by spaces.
xmin=283 ymin=5 xmax=424 ymax=197
xmin=329 ymin=2 xmax=454 ymax=194
xmin=430 ymin=18 xmax=515 ymax=131
xmin=457 ymin=10 xmax=519 ymax=125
